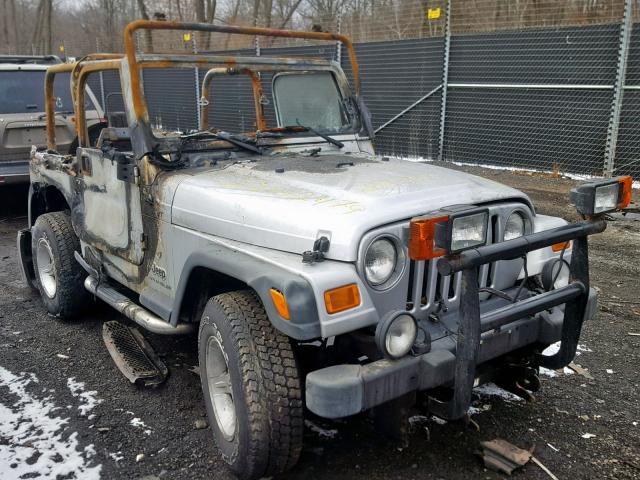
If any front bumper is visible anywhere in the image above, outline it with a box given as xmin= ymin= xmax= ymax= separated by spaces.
xmin=306 ymin=219 xmax=605 ymax=419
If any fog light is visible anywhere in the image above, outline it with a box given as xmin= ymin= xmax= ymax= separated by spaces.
xmin=375 ymin=312 xmax=417 ymax=359
xmin=541 ymin=258 xmax=570 ymax=291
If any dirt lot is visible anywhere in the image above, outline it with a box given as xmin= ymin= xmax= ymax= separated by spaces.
xmin=1 ymin=165 xmax=639 ymax=480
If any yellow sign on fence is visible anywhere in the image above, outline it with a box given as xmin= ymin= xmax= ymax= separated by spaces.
xmin=427 ymin=7 xmax=441 ymax=20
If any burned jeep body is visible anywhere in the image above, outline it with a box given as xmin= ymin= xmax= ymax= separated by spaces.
xmin=18 ymin=20 xmax=632 ymax=480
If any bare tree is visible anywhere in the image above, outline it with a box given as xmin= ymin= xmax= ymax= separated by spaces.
xmin=137 ymin=0 xmax=153 ymax=51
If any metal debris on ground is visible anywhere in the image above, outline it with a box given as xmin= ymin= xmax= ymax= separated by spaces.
xmin=568 ymin=362 xmax=594 ymax=380
xmin=102 ymin=321 xmax=168 ymax=387
xmin=480 ymin=438 xmax=560 ymax=479
xmin=479 ymin=438 xmax=533 ymax=474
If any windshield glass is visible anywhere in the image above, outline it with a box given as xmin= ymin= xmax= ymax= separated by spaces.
xmin=273 ymin=72 xmax=349 ymax=132
xmin=0 ymin=70 xmax=91 ymax=114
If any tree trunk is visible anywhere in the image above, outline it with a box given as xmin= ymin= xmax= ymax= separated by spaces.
xmin=277 ymin=0 xmax=304 ymax=29
xmin=9 ymin=0 xmax=17 ymax=53
xmin=136 ymin=0 xmax=153 ymax=52
xmin=31 ymin=0 xmax=44 ymax=54
xmin=205 ymin=0 xmax=217 ymax=50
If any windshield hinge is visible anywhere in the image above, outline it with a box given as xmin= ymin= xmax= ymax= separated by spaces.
xmin=302 ymin=236 xmax=330 ymax=264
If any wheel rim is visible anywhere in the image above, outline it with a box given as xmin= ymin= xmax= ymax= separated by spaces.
xmin=206 ymin=335 xmax=236 ymax=441
xmin=36 ymin=238 xmax=57 ymax=299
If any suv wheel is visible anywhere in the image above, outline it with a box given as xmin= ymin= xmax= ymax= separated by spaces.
xmin=198 ymin=290 xmax=303 ymax=480
xmin=31 ymin=212 xmax=91 ymax=318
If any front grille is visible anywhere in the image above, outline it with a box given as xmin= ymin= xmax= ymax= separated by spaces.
xmin=406 ymin=211 xmax=499 ymax=319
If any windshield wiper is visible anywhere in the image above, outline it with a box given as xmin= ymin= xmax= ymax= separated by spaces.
xmin=180 ymin=130 xmax=263 ymax=155
xmin=295 ymin=120 xmax=344 ymax=149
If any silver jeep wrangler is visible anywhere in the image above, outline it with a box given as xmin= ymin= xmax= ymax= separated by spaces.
xmin=18 ymin=21 xmax=632 ymax=480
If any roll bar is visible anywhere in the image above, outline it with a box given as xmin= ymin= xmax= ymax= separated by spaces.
xmin=200 ymin=67 xmax=265 ymax=131
xmin=123 ymin=20 xmax=361 ymax=122
xmin=45 ymin=54 xmax=122 ymax=150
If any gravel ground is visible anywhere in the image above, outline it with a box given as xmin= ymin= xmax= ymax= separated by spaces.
xmin=0 ymin=165 xmax=639 ymax=480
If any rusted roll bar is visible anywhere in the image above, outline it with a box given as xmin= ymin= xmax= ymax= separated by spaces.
xmin=123 ymin=20 xmax=361 ymax=123
xmin=200 ymin=67 xmax=266 ymax=131
xmin=45 ymin=53 xmax=122 ymax=151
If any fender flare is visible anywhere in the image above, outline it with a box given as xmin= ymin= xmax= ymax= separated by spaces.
xmin=171 ymin=248 xmax=322 ymax=340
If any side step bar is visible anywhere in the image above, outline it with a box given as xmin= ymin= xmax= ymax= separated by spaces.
xmin=84 ymin=276 xmax=194 ymax=335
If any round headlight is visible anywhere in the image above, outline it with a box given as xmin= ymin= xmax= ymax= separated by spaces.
xmin=376 ymin=313 xmax=417 ymax=359
xmin=541 ymin=258 xmax=570 ymax=291
xmin=364 ymin=238 xmax=397 ymax=286
xmin=504 ymin=212 xmax=526 ymax=241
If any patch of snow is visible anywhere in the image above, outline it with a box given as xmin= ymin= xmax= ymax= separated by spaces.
xmin=67 ymin=378 xmax=103 ymax=417
xmin=430 ymin=415 xmax=448 ymax=425
xmin=468 ymin=403 xmax=492 ymax=416
xmin=542 ymin=342 xmax=561 ymax=356
xmin=474 ymin=382 xmax=523 ymax=402
xmin=304 ymin=419 xmax=338 ymax=439
xmin=109 ymin=451 xmax=124 ymax=463
xmin=130 ymin=417 xmax=152 ymax=436
xmin=408 ymin=414 xmax=429 ymax=425
xmin=581 ymin=433 xmax=596 ymax=439
xmin=538 ymin=342 xmax=582 ymax=377
xmin=391 ymin=155 xmax=640 ymax=190
xmin=0 ymin=366 xmax=101 ymax=480
xmin=539 ymin=366 xmax=575 ymax=377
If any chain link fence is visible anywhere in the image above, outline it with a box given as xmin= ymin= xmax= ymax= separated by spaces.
xmin=84 ymin=0 xmax=640 ymax=179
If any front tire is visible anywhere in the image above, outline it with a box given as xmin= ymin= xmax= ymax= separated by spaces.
xmin=31 ymin=212 xmax=90 ymax=318
xmin=198 ymin=290 xmax=303 ymax=480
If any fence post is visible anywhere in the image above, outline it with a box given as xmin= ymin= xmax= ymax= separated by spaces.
xmin=96 ymin=39 xmax=106 ymax=111
xmin=604 ymin=0 xmax=634 ymax=177
xmin=336 ymin=10 xmax=342 ymax=64
xmin=192 ymin=34 xmax=202 ymax=130
xmin=437 ymin=0 xmax=452 ymax=162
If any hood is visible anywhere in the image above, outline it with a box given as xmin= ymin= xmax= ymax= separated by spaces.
xmin=171 ymin=155 xmax=532 ymax=261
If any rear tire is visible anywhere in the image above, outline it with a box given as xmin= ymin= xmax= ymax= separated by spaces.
xmin=198 ymin=290 xmax=303 ymax=480
xmin=31 ymin=212 xmax=91 ymax=318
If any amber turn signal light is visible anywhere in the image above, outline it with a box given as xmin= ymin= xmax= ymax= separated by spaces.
xmin=408 ymin=215 xmax=449 ymax=260
xmin=618 ymin=175 xmax=633 ymax=210
xmin=324 ymin=284 xmax=361 ymax=314
xmin=551 ymin=241 xmax=571 ymax=252
xmin=269 ymin=288 xmax=290 ymax=320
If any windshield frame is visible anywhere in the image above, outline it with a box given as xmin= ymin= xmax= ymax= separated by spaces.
xmin=271 ymin=70 xmax=355 ymax=135
xmin=132 ymin=57 xmax=360 ymax=151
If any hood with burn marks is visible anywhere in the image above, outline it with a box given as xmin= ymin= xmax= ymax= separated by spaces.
xmin=170 ymin=155 xmax=532 ymax=261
